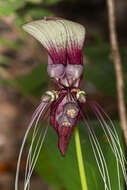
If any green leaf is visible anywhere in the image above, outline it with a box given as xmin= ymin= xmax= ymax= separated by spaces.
xmin=26 ymin=0 xmax=42 ymax=3
xmin=0 ymin=55 xmax=12 ymax=65
xmin=26 ymin=8 xmax=53 ymax=19
xmin=0 ymin=0 xmax=26 ymax=15
xmin=16 ymin=64 xmax=48 ymax=96
xmin=43 ymin=0 xmax=62 ymax=5
xmin=84 ymin=44 xmax=127 ymax=102
xmin=14 ymin=15 xmax=26 ymax=25
xmin=35 ymin=120 xmax=125 ymax=190
xmin=0 ymin=38 xmax=22 ymax=50
xmin=35 ymin=147 xmax=63 ymax=190
xmin=0 ymin=7 xmax=14 ymax=16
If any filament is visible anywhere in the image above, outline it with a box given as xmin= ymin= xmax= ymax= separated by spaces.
xmin=15 ymin=101 xmax=50 ymax=190
xmin=88 ymin=100 xmax=127 ymax=188
xmin=24 ymin=126 xmax=48 ymax=190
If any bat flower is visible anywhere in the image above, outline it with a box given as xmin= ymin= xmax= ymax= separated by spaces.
xmin=15 ymin=17 xmax=127 ymax=190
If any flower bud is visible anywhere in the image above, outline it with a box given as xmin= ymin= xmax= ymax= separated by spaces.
xmin=66 ymin=64 xmax=83 ymax=80
xmin=76 ymin=91 xmax=86 ymax=103
xmin=47 ymin=63 xmax=65 ymax=78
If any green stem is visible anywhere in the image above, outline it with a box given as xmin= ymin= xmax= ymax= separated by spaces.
xmin=74 ymin=127 xmax=88 ymax=190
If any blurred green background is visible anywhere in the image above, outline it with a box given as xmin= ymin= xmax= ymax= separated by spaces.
xmin=0 ymin=0 xmax=127 ymax=189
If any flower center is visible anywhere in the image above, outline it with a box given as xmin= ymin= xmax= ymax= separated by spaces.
xmin=67 ymin=109 xmax=77 ymax=118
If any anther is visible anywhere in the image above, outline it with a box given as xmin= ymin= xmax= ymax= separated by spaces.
xmin=41 ymin=94 xmax=51 ymax=103
xmin=41 ymin=90 xmax=58 ymax=102
xmin=67 ymin=109 xmax=77 ymax=118
xmin=64 ymin=102 xmax=79 ymax=119
xmin=76 ymin=90 xmax=86 ymax=103
xmin=62 ymin=121 xmax=71 ymax=127
xmin=57 ymin=114 xmax=71 ymax=127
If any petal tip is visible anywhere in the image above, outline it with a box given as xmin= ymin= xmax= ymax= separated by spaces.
xmin=58 ymin=136 xmax=69 ymax=156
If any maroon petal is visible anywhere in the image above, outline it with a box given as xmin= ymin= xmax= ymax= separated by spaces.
xmin=50 ymin=92 xmax=81 ymax=156
xmin=58 ymin=127 xmax=73 ymax=156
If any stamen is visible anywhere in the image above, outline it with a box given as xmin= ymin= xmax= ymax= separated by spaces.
xmin=67 ymin=109 xmax=77 ymax=118
xmin=41 ymin=90 xmax=58 ymax=103
xmin=57 ymin=114 xmax=72 ymax=127
xmin=63 ymin=102 xmax=79 ymax=118
xmin=62 ymin=121 xmax=71 ymax=127
xmin=41 ymin=94 xmax=51 ymax=102
xmin=76 ymin=90 xmax=86 ymax=103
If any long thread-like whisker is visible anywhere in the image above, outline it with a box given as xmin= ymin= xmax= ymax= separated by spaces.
xmin=24 ymin=126 xmax=48 ymax=190
xmin=81 ymin=118 xmax=110 ymax=190
xmin=94 ymin=115 xmax=121 ymax=189
xmin=24 ymin=125 xmax=41 ymax=190
xmin=25 ymin=125 xmax=42 ymax=190
xmin=88 ymin=100 xmax=127 ymax=187
xmin=90 ymin=102 xmax=127 ymax=174
xmin=28 ymin=127 xmax=44 ymax=174
xmin=90 ymin=128 xmax=111 ymax=190
xmin=15 ymin=101 xmax=50 ymax=190
xmin=24 ymin=103 xmax=48 ymax=186
xmin=90 ymin=107 xmax=122 ymax=189
xmin=85 ymin=110 xmax=112 ymax=189
xmin=85 ymin=108 xmax=111 ymax=189
xmin=94 ymin=102 xmax=126 ymax=164
xmin=82 ymin=113 xmax=111 ymax=190
xmin=24 ymin=125 xmax=40 ymax=189
xmin=70 ymin=94 xmax=111 ymax=189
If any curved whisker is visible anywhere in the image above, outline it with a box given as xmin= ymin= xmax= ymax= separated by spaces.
xmin=15 ymin=101 xmax=50 ymax=190
xmin=71 ymin=94 xmax=125 ymax=189
xmin=88 ymin=100 xmax=127 ymax=187
xmin=24 ymin=123 xmax=44 ymax=188
xmin=70 ymin=94 xmax=111 ymax=189
xmin=81 ymin=117 xmax=111 ymax=190
xmin=90 ymin=128 xmax=111 ymax=190
xmin=24 ymin=126 xmax=48 ymax=190
xmin=24 ymin=124 xmax=41 ymax=190
xmin=94 ymin=102 xmax=126 ymax=164
xmin=95 ymin=112 xmax=123 ymax=188
xmin=92 ymin=114 xmax=122 ymax=189
xmin=24 ymin=124 xmax=40 ymax=187
xmin=24 ymin=104 xmax=48 ymax=186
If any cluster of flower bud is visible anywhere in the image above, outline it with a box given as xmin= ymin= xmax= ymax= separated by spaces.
xmin=57 ymin=102 xmax=79 ymax=127
xmin=47 ymin=63 xmax=83 ymax=79
xmin=47 ymin=63 xmax=83 ymax=87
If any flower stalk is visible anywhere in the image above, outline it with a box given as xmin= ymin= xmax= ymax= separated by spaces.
xmin=74 ymin=127 xmax=88 ymax=190
xmin=107 ymin=0 xmax=127 ymax=145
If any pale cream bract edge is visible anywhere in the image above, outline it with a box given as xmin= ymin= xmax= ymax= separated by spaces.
xmin=22 ymin=18 xmax=85 ymax=55
xmin=23 ymin=20 xmax=66 ymax=53
xmin=59 ymin=19 xmax=85 ymax=50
